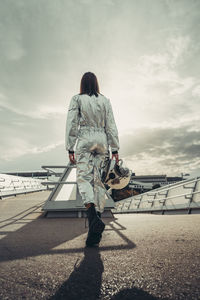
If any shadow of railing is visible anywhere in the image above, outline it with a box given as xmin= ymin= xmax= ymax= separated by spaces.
xmin=0 ymin=201 xmax=136 ymax=262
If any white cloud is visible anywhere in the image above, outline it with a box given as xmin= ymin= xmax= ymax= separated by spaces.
xmin=136 ymin=35 xmax=195 ymax=95
xmin=169 ymin=77 xmax=195 ymax=96
xmin=0 ymin=18 xmax=26 ymax=61
xmin=192 ymin=85 xmax=200 ymax=97
xmin=167 ymin=36 xmax=190 ymax=67
xmin=80 ymin=0 xmax=114 ymax=5
xmin=0 ymin=96 xmax=65 ymax=119
xmin=113 ymin=35 xmax=198 ymax=133
xmin=166 ymin=0 xmax=200 ymax=18
xmin=1 ymin=139 xmax=63 ymax=161
xmin=124 ymin=152 xmax=200 ymax=177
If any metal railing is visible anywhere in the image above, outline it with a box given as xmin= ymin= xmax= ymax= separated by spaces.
xmin=113 ymin=177 xmax=200 ymax=214
xmin=41 ymin=164 xmax=113 ymax=202
xmin=0 ymin=174 xmax=47 ymax=199
xmin=41 ymin=164 xmax=115 ymax=217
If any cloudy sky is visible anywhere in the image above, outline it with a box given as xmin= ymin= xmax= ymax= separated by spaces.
xmin=0 ymin=0 xmax=200 ymax=177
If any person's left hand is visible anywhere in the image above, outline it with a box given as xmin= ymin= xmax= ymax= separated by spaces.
xmin=69 ymin=153 xmax=76 ymax=164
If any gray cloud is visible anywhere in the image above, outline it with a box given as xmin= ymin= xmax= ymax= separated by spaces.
xmin=120 ymin=126 xmax=200 ymax=157
xmin=120 ymin=125 xmax=200 ymax=176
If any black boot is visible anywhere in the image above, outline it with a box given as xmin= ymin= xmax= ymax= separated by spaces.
xmin=96 ymin=211 xmax=102 ymax=242
xmin=86 ymin=204 xmax=105 ymax=247
xmin=97 ymin=211 xmax=101 ymax=218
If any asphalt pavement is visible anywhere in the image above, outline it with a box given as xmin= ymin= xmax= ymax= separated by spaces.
xmin=0 ymin=191 xmax=199 ymax=300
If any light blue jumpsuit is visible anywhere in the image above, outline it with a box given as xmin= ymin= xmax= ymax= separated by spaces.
xmin=65 ymin=93 xmax=119 ymax=213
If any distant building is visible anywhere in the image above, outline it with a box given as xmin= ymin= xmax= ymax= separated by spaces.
xmin=129 ymin=178 xmax=153 ymax=192
xmin=129 ymin=174 xmax=183 ymax=192
xmin=166 ymin=176 xmax=183 ymax=185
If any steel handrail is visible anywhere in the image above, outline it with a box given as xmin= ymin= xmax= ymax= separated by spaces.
xmin=115 ymin=178 xmax=200 ymax=209
xmin=121 ymin=190 xmax=200 ymax=206
xmin=154 ymin=177 xmax=199 ymax=193
xmin=126 ymin=178 xmax=200 ymax=201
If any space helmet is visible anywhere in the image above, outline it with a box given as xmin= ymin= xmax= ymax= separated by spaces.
xmin=101 ymin=158 xmax=131 ymax=190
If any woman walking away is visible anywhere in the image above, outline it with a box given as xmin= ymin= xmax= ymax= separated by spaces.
xmin=65 ymin=72 xmax=120 ymax=247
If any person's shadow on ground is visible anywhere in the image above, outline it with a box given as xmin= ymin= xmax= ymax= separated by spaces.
xmin=48 ymin=246 xmax=168 ymax=300
xmin=110 ymin=288 xmax=168 ymax=300
xmin=48 ymin=246 xmax=104 ymax=300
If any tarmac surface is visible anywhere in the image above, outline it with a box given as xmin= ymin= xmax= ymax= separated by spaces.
xmin=0 ymin=191 xmax=200 ymax=300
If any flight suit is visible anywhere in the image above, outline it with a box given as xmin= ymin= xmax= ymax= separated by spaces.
xmin=65 ymin=93 xmax=119 ymax=213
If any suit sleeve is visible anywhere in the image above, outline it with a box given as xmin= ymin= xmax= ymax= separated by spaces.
xmin=105 ymin=99 xmax=120 ymax=153
xmin=65 ymin=95 xmax=79 ymax=152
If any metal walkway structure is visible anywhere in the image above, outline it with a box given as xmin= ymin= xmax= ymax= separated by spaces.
xmin=41 ymin=164 xmax=115 ymax=218
xmin=113 ymin=177 xmax=200 ymax=214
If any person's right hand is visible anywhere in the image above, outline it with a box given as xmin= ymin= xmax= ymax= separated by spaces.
xmin=69 ymin=153 xmax=76 ymax=164
xmin=112 ymin=153 xmax=119 ymax=164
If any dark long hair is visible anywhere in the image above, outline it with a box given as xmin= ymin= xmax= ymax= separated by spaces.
xmin=79 ymin=72 xmax=100 ymax=97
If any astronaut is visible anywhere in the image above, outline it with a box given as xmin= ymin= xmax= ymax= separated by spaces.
xmin=65 ymin=72 xmax=119 ymax=246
